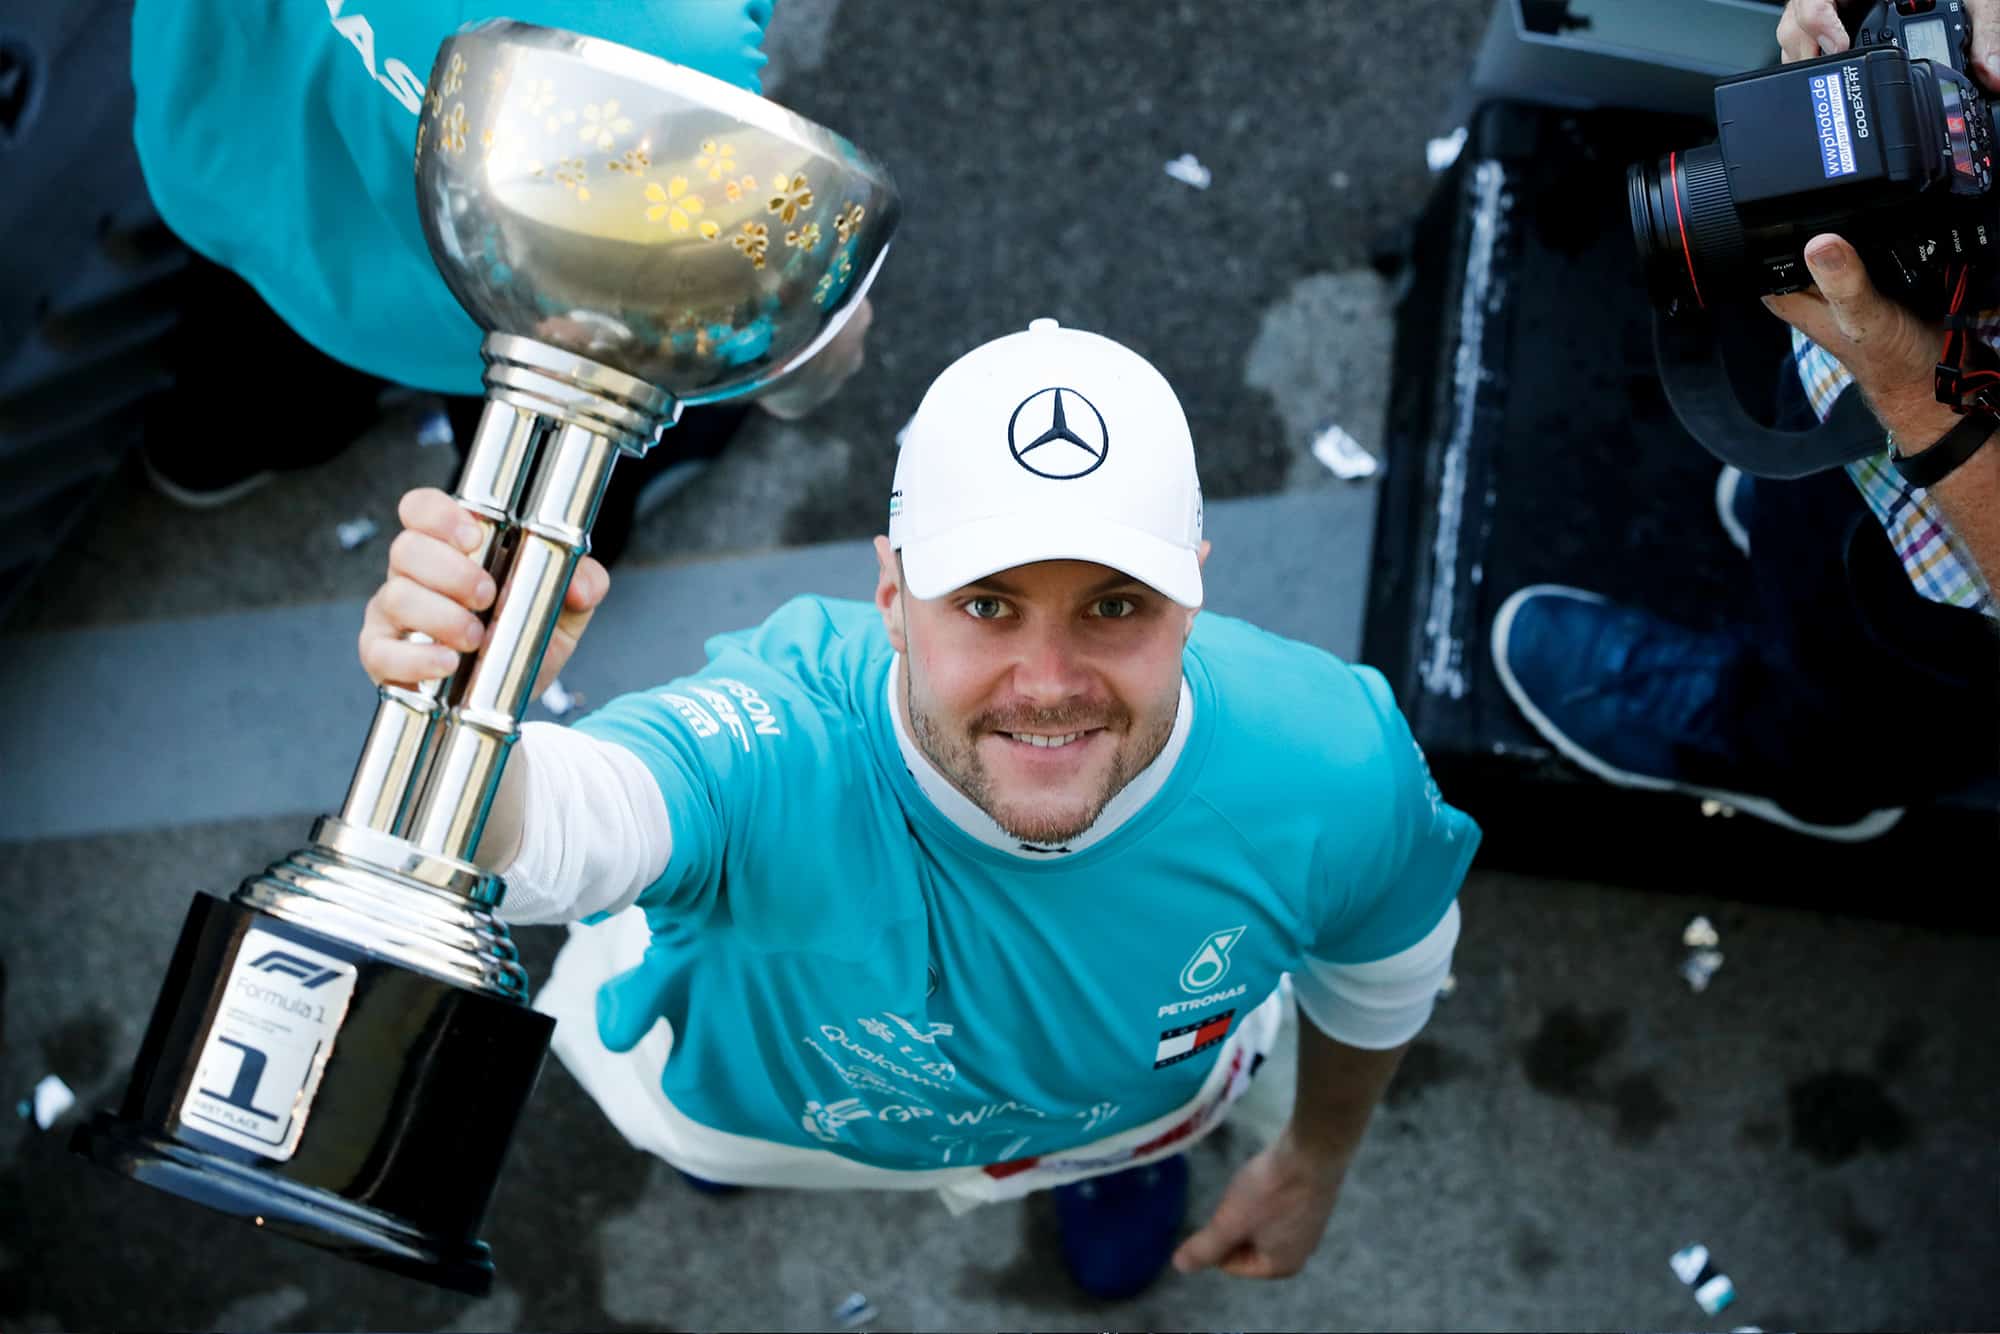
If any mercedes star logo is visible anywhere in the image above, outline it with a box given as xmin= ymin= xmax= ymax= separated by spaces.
xmin=1007 ymin=387 xmax=1109 ymax=480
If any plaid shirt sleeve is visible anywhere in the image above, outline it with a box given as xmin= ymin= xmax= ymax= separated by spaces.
xmin=1790 ymin=326 xmax=1996 ymax=620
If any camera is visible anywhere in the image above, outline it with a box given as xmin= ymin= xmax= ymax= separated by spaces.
xmin=1628 ymin=0 xmax=1998 ymax=320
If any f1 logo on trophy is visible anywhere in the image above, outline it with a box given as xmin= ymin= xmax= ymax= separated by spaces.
xmin=70 ymin=20 xmax=899 ymax=1295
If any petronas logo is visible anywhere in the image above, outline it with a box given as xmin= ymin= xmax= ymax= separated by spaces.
xmin=1178 ymin=926 xmax=1246 ymax=994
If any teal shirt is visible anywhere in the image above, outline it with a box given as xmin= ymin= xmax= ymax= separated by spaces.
xmin=573 ymin=597 xmax=1480 ymax=1169
xmin=129 ymin=1 xmax=774 ymax=395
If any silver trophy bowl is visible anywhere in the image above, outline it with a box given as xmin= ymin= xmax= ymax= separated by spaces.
xmin=74 ymin=21 xmax=899 ymax=1295
xmin=415 ymin=18 xmax=897 ymax=402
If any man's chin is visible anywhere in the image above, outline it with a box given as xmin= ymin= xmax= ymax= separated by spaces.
xmin=981 ymin=788 xmax=1107 ymax=846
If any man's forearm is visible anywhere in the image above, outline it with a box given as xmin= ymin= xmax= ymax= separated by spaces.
xmin=1929 ymin=433 xmax=2000 ymax=591
xmin=1284 ymin=1020 xmax=1409 ymax=1165
xmin=1873 ymin=396 xmax=2000 ymax=591
xmin=471 ymin=744 xmax=528 ymax=870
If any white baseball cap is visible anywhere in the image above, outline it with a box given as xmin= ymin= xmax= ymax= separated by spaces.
xmin=888 ymin=319 xmax=1205 ymax=607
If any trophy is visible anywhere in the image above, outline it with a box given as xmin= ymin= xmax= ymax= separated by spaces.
xmin=70 ymin=21 xmax=898 ymax=1295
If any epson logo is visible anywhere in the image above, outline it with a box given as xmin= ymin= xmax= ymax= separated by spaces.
xmin=1845 ymin=65 xmax=1871 ymax=138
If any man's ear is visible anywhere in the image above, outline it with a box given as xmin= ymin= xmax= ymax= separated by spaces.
xmin=873 ymin=535 xmax=908 ymax=653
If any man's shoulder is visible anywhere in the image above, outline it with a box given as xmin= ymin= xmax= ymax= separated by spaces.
xmin=702 ymin=595 xmax=889 ymax=685
xmin=577 ymin=596 xmax=887 ymax=750
xmin=1188 ymin=613 xmax=1406 ymax=785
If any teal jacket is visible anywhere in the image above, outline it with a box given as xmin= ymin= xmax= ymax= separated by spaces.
xmin=131 ymin=1 xmax=775 ymax=394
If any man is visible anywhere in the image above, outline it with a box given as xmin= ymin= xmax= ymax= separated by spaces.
xmin=361 ymin=320 xmax=1480 ymax=1298
xmin=128 ymin=0 xmax=867 ymax=559
xmin=1492 ymin=0 xmax=2000 ymax=841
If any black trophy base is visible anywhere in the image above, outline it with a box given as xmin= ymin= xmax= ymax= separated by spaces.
xmin=71 ymin=891 xmax=555 ymax=1296
xmin=71 ymin=1114 xmax=497 ymax=1295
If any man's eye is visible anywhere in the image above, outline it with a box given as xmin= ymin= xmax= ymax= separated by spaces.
xmin=964 ymin=597 xmax=1009 ymax=620
xmin=1093 ymin=597 xmax=1138 ymax=619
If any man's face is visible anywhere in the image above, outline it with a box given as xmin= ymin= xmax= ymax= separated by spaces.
xmin=873 ymin=538 xmax=1206 ymax=845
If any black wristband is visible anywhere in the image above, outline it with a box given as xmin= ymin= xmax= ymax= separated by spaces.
xmin=1892 ymin=411 xmax=1997 ymax=489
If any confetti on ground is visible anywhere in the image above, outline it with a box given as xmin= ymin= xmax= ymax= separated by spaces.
xmin=1427 ymin=126 xmax=1468 ymax=171
xmin=21 ymin=1075 xmax=75 ymax=1130
xmin=336 ymin=517 xmax=380 ymax=551
xmin=1680 ymin=949 xmax=1725 ymax=993
xmin=540 ymin=679 xmax=581 ymax=717
xmin=416 ymin=410 xmax=455 ymax=449
xmin=833 ymin=1291 xmax=877 ymax=1328
xmin=1670 ymin=1242 xmax=1738 ymax=1315
xmin=1310 ymin=423 xmax=1380 ymax=480
xmin=1683 ymin=915 xmax=1720 ymax=949
xmin=1164 ymin=153 xmax=1212 ymax=189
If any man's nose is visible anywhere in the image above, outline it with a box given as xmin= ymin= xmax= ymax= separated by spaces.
xmin=1010 ymin=620 xmax=1093 ymax=703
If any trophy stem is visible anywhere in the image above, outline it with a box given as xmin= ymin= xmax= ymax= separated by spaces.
xmin=403 ymin=418 xmax=626 ymax=863
xmin=340 ymin=400 xmax=547 ymax=834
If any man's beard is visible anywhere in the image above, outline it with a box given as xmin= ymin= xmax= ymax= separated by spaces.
xmin=905 ymin=676 xmax=1175 ymax=845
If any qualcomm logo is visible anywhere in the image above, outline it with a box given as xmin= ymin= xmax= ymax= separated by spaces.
xmin=1178 ymin=926 xmax=1246 ymax=994
xmin=246 ymin=949 xmax=344 ymax=990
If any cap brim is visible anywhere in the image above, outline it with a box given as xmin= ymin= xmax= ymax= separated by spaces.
xmin=899 ymin=514 xmax=1203 ymax=608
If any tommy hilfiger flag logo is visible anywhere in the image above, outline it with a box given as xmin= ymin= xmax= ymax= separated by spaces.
xmin=1154 ymin=1010 xmax=1234 ymax=1069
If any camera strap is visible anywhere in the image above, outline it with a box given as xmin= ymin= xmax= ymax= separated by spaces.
xmin=1652 ymin=309 xmax=1885 ymax=479
xmin=1935 ymin=267 xmax=2000 ymax=414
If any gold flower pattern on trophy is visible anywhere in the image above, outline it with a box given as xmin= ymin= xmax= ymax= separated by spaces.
xmin=767 ymin=173 xmax=814 ymax=225
xmin=695 ymin=138 xmax=737 ymax=180
xmin=440 ymin=104 xmax=469 ymax=155
xmin=437 ymin=63 xmax=871 ymax=284
xmin=644 ymin=176 xmax=719 ymax=238
xmin=578 ymin=100 xmax=632 ymax=150
xmin=733 ymin=221 xmax=770 ymax=269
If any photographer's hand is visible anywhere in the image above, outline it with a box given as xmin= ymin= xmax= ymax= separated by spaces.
xmin=1766 ymin=238 xmax=2000 ymax=586
xmin=1765 ymin=236 xmax=1953 ymax=440
xmin=1780 ymin=0 xmax=2000 ymax=90
xmin=1778 ymin=0 xmax=1869 ymax=60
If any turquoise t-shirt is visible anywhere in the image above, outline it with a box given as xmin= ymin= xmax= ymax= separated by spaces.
xmin=572 ymin=597 xmax=1481 ymax=1170
xmin=129 ymin=1 xmax=775 ymax=395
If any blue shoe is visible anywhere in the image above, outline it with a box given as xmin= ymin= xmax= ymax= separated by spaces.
xmin=1051 ymin=1154 xmax=1189 ymax=1301
xmin=1491 ymin=585 xmax=1902 ymax=841
xmin=1715 ymin=466 xmax=1753 ymax=557
xmin=676 ymin=1168 xmax=742 ymax=1196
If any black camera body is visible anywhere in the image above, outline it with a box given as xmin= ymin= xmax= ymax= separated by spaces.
xmin=1631 ymin=0 xmax=1999 ymax=320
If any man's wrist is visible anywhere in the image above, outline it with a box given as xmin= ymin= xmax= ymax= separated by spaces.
xmin=1877 ymin=398 xmax=1963 ymax=457
xmin=1277 ymin=1120 xmax=1360 ymax=1176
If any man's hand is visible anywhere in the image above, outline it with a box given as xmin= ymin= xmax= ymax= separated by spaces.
xmin=1768 ymin=0 xmax=2000 ymax=444
xmin=1778 ymin=0 xmax=2000 ymax=90
xmin=358 ymin=487 xmax=609 ymax=697
xmin=1763 ymin=235 xmax=1955 ymax=441
xmin=1777 ymin=0 xmax=1870 ymax=61
xmin=1169 ymin=1131 xmax=1349 ymax=1280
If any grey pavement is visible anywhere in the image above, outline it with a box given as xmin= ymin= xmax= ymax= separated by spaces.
xmin=2 ymin=0 xmax=1996 ymax=1330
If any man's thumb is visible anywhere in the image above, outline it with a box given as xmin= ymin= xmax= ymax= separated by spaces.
xmin=1171 ymin=1222 xmax=1232 ymax=1274
xmin=1803 ymin=235 xmax=1874 ymax=336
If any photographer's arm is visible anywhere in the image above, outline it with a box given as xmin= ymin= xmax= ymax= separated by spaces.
xmin=1876 ymin=400 xmax=2000 ymax=593
xmin=1765 ymin=235 xmax=2000 ymax=590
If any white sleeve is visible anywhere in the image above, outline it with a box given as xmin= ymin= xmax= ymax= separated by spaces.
xmin=1292 ymin=901 xmax=1460 ymax=1050
xmin=493 ymin=721 xmax=674 ymax=926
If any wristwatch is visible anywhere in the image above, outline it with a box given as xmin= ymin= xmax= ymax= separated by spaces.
xmin=1891 ymin=410 xmax=1998 ymax=489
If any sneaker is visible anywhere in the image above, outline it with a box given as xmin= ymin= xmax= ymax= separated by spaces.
xmin=1715 ymin=466 xmax=1753 ymax=557
xmin=675 ymin=1168 xmax=742 ymax=1197
xmin=140 ymin=439 xmax=275 ymax=508
xmin=1490 ymin=585 xmax=1903 ymax=841
xmin=1051 ymin=1154 xmax=1189 ymax=1301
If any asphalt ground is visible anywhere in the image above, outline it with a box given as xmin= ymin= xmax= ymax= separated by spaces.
xmin=2 ymin=1 xmax=1996 ymax=1330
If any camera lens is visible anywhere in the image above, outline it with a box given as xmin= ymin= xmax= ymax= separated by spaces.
xmin=1628 ymin=146 xmax=1747 ymax=315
